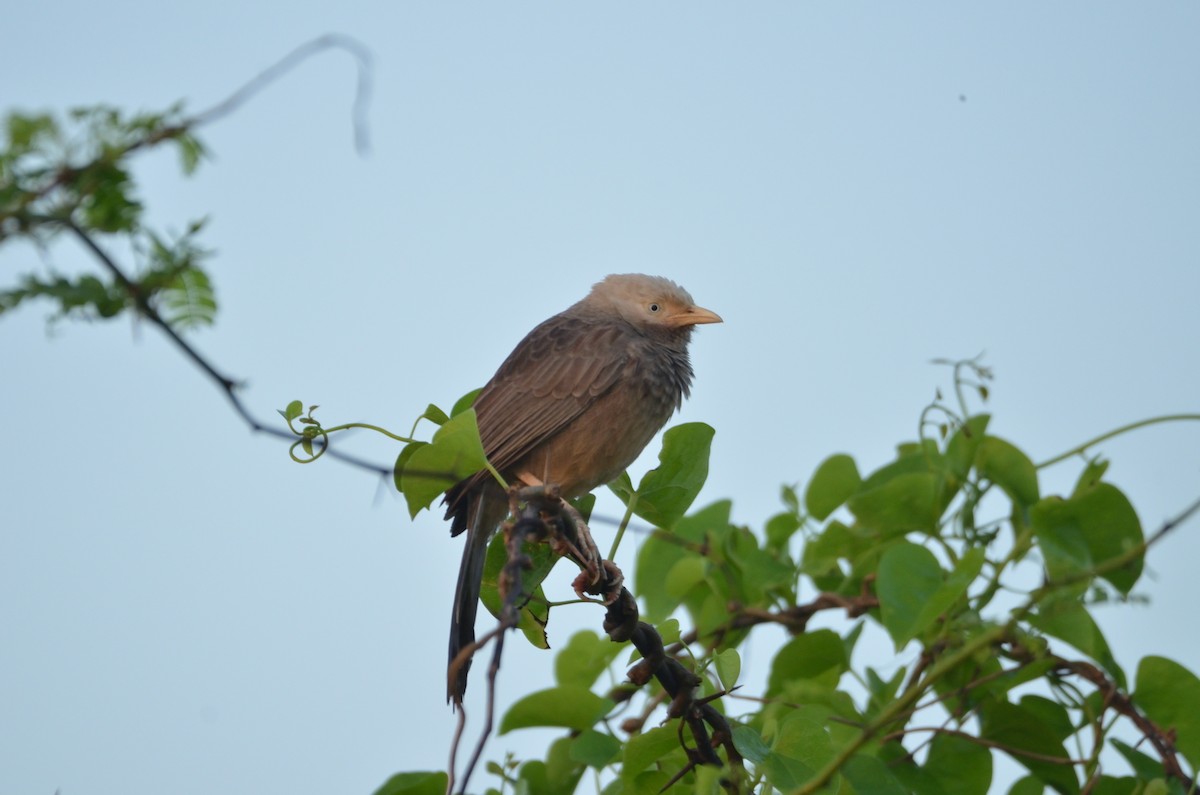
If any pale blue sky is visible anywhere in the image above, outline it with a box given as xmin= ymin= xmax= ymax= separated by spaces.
xmin=3 ymin=4 xmax=1199 ymax=794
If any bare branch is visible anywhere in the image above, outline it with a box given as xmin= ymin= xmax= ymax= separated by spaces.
xmin=190 ymin=33 xmax=373 ymax=155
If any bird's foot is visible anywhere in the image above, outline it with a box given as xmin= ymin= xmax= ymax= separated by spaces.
xmin=574 ymin=559 xmax=624 ymax=605
xmin=559 ymin=501 xmax=608 ymax=596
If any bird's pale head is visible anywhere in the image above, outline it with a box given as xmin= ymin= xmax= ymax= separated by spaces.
xmin=583 ymin=273 xmax=722 ymax=334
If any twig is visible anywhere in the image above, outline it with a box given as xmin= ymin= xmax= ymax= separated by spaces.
xmin=189 ymin=33 xmax=373 ymax=155
xmin=63 ymin=219 xmax=391 ymax=477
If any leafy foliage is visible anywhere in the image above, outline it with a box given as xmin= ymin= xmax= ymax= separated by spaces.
xmin=371 ymin=361 xmax=1197 ymax=795
xmin=8 ymin=90 xmax=1198 ymax=795
xmin=0 ymin=105 xmax=215 ymax=329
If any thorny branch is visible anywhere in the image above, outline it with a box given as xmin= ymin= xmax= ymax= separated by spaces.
xmin=1052 ymin=656 xmax=1195 ymax=790
xmin=449 ymin=486 xmax=747 ymax=795
xmin=872 ymin=645 xmax=1198 ymax=792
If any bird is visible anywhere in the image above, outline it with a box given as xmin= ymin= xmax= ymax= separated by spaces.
xmin=443 ymin=273 xmax=721 ymax=706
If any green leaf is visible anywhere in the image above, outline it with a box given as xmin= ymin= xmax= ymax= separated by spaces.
xmin=726 ymin=527 xmax=793 ymax=602
xmin=555 ymin=630 xmax=622 ymax=689
xmin=633 ymin=536 xmax=683 ymax=623
xmin=480 ymin=531 xmax=552 ymax=649
xmin=876 ymin=542 xmax=944 ymax=648
xmin=0 ymin=273 xmax=128 ymax=322
xmin=1019 ymin=695 xmax=1074 ymax=742
xmin=569 ymin=729 xmax=621 ymax=769
xmin=570 ymin=492 xmax=595 ymax=522
xmin=765 ymin=510 xmax=802 ymax=550
xmin=175 ymin=132 xmax=206 ymax=175
xmin=1135 ymin=656 xmax=1200 ymax=770
xmin=848 ymin=471 xmax=941 ymax=537
xmin=731 ymin=724 xmax=771 ymax=764
xmin=397 ymin=408 xmax=491 ymax=518
xmin=800 ymin=519 xmax=862 ymax=583
xmin=1071 ymin=483 xmax=1143 ymax=594
xmin=943 ymin=414 xmax=991 ymax=481
xmin=419 ymin=403 xmax=450 ymax=427
xmin=842 ymin=753 xmax=908 ymax=795
xmin=1071 ymin=457 xmax=1110 ymax=497
xmin=864 ymin=666 xmax=906 ymax=718
xmin=693 ymin=588 xmax=734 ymax=639
xmin=1028 ymin=597 xmax=1124 ymax=688
xmin=1030 ymin=496 xmax=1094 ymax=592
xmin=977 ymin=435 xmax=1040 ymax=508
xmin=451 ymin=387 xmax=482 ymax=416
xmin=664 ymin=555 xmax=706 ymax=600
xmin=159 ymin=266 xmax=216 ymax=330
xmin=282 ymin=400 xmax=304 ymax=421
xmin=759 ymin=753 xmax=816 ymax=792
xmin=392 ymin=442 xmax=424 ymax=494
xmin=925 ymin=732 xmax=993 ymax=795
xmin=623 ymin=770 xmax=671 ymax=795
xmin=78 ymin=160 xmax=142 ymax=232
xmin=518 ymin=736 xmax=584 ymax=795
xmin=1111 ymin=738 xmax=1167 ymax=781
xmin=608 ymin=471 xmax=634 ymax=505
xmin=1008 ymin=777 xmax=1045 ymax=795
xmin=805 ymin=454 xmax=862 ymax=521
xmin=628 ymin=423 xmax=714 ymax=528
xmin=5 ymin=112 xmax=58 ymax=150
xmin=905 ymin=546 xmax=985 ymax=647
xmin=371 ymin=771 xmax=448 ymax=795
xmin=635 ymin=501 xmax=730 ymax=622
xmin=1031 ymin=483 xmax=1144 ymax=595
xmin=1089 ymin=776 xmax=1143 ymax=795
xmin=781 ymin=483 xmax=801 ymax=513
xmin=979 ymin=701 xmax=1079 ymax=794
xmin=621 ymin=725 xmax=681 ymax=778
xmin=767 ymin=629 xmax=847 ymax=696
xmin=841 ymin=619 xmax=866 ymax=662
xmin=499 ymin=686 xmax=612 ymax=734
xmin=766 ymin=707 xmax=834 ymax=789
xmin=714 ymin=648 xmax=741 ymax=691
xmin=657 ymin=617 xmax=681 ymax=647
xmin=939 ymin=414 xmax=992 ymax=511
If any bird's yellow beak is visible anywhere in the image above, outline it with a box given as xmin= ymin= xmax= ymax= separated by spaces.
xmin=670 ymin=305 xmax=723 ymax=328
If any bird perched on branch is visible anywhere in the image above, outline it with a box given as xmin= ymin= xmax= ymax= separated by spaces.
xmin=443 ymin=273 xmax=721 ymax=706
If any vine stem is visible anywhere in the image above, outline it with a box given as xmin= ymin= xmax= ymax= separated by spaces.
xmin=318 ymin=421 xmax=417 ymax=443
xmin=608 ymin=495 xmax=638 ymax=561
xmin=1036 ymin=413 xmax=1200 ymax=469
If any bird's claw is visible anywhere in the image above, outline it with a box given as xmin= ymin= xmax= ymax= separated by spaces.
xmin=560 ymin=502 xmax=604 ymax=587
xmin=572 ymin=560 xmax=623 ymax=606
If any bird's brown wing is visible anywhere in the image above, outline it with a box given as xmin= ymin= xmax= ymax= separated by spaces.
xmin=473 ymin=313 xmax=635 ymax=475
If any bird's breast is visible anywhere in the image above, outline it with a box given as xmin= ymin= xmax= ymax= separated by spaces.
xmin=521 ymin=367 xmax=682 ymax=498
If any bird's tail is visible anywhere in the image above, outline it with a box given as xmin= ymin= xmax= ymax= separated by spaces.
xmin=447 ymin=488 xmax=506 ymax=706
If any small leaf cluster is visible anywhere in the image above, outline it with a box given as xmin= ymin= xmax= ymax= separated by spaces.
xmin=279 ymin=400 xmax=327 ymax=460
xmin=0 ymin=105 xmax=214 ymax=329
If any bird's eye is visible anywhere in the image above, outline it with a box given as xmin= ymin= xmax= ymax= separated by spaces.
xmin=649 ymin=303 xmax=660 ymax=313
